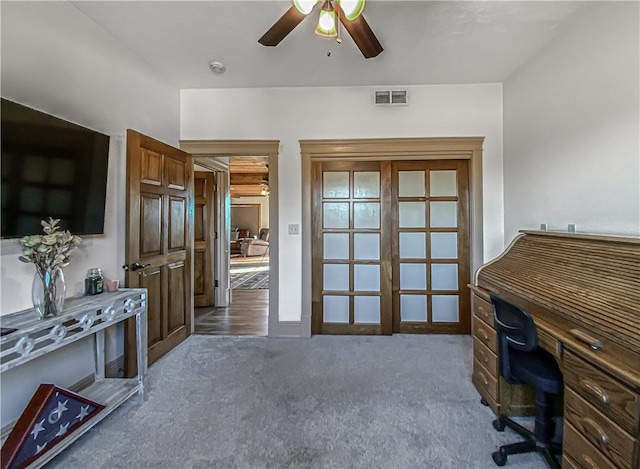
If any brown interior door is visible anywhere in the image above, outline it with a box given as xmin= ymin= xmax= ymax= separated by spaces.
xmin=124 ymin=129 xmax=193 ymax=376
xmin=311 ymin=158 xmax=470 ymax=336
xmin=194 ymin=171 xmax=215 ymax=307
xmin=311 ymin=160 xmax=393 ymax=335
xmin=391 ymin=160 xmax=470 ymax=334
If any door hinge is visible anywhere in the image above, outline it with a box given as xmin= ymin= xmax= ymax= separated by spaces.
xmin=214 ymin=231 xmax=218 ymax=240
xmin=214 ymin=280 xmax=219 ymax=287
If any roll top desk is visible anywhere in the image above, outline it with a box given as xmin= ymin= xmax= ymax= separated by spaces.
xmin=470 ymin=231 xmax=639 ymax=468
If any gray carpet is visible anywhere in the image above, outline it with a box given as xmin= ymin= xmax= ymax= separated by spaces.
xmin=49 ymin=335 xmax=545 ymax=468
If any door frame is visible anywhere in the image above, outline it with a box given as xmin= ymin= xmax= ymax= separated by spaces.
xmin=301 ymin=137 xmax=485 ymax=337
xmin=179 ymin=140 xmax=280 ymax=336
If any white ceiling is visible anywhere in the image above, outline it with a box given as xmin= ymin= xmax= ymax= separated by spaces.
xmin=71 ymin=1 xmax=582 ymax=89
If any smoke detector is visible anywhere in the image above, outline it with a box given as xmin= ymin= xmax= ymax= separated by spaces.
xmin=209 ymin=60 xmax=226 ymax=74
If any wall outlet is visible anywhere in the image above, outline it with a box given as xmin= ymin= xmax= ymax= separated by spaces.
xmin=288 ymin=224 xmax=300 ymax=235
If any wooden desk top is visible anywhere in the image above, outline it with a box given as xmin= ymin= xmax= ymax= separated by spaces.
xmin=472 ymin=230 xmax=640 ymax=390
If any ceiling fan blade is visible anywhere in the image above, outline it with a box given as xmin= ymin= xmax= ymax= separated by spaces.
xmin=258 ymin=5 xmax=307 ymax=47
xmin=337 ymin=8 xmax=383 ymax=59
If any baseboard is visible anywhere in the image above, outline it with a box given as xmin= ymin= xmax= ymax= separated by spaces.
xmin=1 ymin=355 xmax=124 ymax=443
xmin=269 ymin=321 xmax=302 ymax=337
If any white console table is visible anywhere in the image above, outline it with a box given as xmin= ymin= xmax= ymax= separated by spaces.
xmin=0 ymin=288 xmax=147 ymax=468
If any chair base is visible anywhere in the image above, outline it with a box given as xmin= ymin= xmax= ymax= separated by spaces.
xmin=491 ymin=416 xmax=561 ymax=469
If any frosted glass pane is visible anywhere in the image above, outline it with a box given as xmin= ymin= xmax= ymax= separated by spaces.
xmin=354 ymin=233 xmax=380 ymax=260
xmin=324 ymin=233 xmax=349 ymax=260
xmin=398 ymin=171 xmax=425 ymax=197
xmin=400 ymin=263 xmax=427 ymax=290
xmin=324 ymin=264 xmax=350 ymax=291
xmin=354 ymin=296 xmax=380 ymax=324
xmin=399 ymin=232 xmax=426 ymax=259
xmin=323 ymin=203 xmax=349 ymax=228
xmin=323 ymin=296 xmax=349 ymax=323
xmin=400 ymin=295 xmax=427 ymax=322
xmin=353 ymin=203 xmax=379 ymax=229
xmin=431 ymin=233 xmax=458 ymax=259
xmin=432 ymin=295 xmax=459 ymax=322
xmin=323 ymin=172 xmax=349 ymax=198
xmin=430 ymin=201 xmax=457 ymax=228
xmin=431 ymin=264 xmax=458 ymax=290
xmin=354 ymin=172 xmax=380 ymax=198
xmin=430 ymin=170 xmax=457 ymax=196
xmin=354 ymin=264 xmax=380 ymax=291
xmin=399 ymin=202 xmax=426 ymax=228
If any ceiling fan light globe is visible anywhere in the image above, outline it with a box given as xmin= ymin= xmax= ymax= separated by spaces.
xmin=339 ymin=0 xmax=365 ymax=21
xmin=315 ymin=9 xmax=337 ymax=37
xmin=293 ymin=0 xmax=318 ymax=15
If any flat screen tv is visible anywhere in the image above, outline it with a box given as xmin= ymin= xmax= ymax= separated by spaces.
xmin=1 ymin=98 xmax=110 ymax=239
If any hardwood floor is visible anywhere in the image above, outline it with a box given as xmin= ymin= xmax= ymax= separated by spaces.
xmin=194 ymin=289 xmax=268 ymax=336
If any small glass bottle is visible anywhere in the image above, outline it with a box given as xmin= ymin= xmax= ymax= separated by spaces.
xmin=85 ymin=268 xmax=104 ymax=295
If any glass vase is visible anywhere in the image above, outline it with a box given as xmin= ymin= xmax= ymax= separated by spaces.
xmin=32 ymin=267 xmax=66 ymax=319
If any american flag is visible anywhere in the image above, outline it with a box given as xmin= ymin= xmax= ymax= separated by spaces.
xmin=1 ymin=384 xmax=104 ymax=469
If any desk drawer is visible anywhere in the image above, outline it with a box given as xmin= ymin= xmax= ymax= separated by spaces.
xmin=473 ymin=336 xmax=498 ymax=377
xmin=473 ymin=359 xmax=498 ymax=402
xmin=473 ymin=295 xmax=494 ymax=328
xmin=564 ymin=421 xmax=617 ymax=469
xmin=564 ymin=350 xmax=639 ymax=435
xmin=473 ymin=318 xmax=497 ymax=354
xmin=565 ymin=387 xmax=637 ymax=469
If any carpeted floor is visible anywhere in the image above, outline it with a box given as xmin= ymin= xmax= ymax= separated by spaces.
xmin=49 ymin=335 xmax=546 ymax=469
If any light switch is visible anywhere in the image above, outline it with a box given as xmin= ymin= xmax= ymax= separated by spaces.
xmin=288 ymin=224 xmax=300 ymax=235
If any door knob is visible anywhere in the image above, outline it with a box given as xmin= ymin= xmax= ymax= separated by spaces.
xmin=123 ymin=262 xmax=150 ymax=272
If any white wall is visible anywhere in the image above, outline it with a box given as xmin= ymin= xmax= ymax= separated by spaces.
xmin=181 ymin=84 xmax=504 ymax=321
xmin=503 ymin=2 xmax=640 ymax=242
xmin=0 ymin=1 xmax=180 ymax=427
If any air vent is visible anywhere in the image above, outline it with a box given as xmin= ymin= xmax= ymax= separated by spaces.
xmin=374 ymin=90 xmax=408 ymax=105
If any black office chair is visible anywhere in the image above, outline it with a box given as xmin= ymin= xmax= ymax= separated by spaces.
xmin=489 ymin=293 xmax=563 ymax=468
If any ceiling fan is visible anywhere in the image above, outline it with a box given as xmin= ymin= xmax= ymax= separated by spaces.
xmin=258 ymin=0 xmax=383 ymax=59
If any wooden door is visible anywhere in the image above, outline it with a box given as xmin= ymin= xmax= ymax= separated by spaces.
xmin=194 ymin=171 xmax=215 ymax=307
xmin=124 ymin=130 xmax=193 ymax=375
xmin=311 ymin=161 xmax=393 ymax=334
xmin=311 ymin=159 xmax=470 ymax=336
xmin=392 ymin=160 xmax=470 ymax=334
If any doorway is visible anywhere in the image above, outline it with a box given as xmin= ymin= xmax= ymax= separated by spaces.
xmin=311 ymin=159 xmax=470 ymax=334
xmin=180 ymin=140 xmax=280 ymax=336
xmin=301 ymin=137 xmax=484 ymax=337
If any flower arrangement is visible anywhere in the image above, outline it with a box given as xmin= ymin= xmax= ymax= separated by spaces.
xmin=19 ymin=218 xmax=82 ymax=318
xmin=19 ymin=218 xmax=82 ymax=270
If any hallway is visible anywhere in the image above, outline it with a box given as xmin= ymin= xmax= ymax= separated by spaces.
xmin=194 ymin=290 xmax=268 ymax=336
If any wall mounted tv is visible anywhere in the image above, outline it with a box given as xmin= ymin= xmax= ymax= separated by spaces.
xmin=1 ymin=98 xmax=110 ymax=239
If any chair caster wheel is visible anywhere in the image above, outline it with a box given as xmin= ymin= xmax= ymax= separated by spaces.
xmin=492 ymin=419 xmax=505 ymax=432
xmin=492 ymin=451 xmax=507 ymax=466
xmin=480 ymin=397 xmax=489 ymax=406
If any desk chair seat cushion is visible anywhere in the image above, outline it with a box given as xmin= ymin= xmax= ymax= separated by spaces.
xmin=509 ymin=348 xmax=563 ymax=395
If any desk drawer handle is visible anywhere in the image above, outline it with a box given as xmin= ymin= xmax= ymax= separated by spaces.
xmin=477 ymin=327 xmax=489 ymax=342
xmin=569 ymin=329 xmax=603 ymax=351
xmin=477 ymin=371 xmax=489 ymax=387
xmin=583 ymin=418 xmax=609 ymax=446
xmin=581 ymin=379 xmax=611 ymax=405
